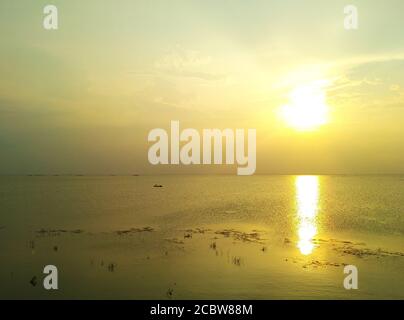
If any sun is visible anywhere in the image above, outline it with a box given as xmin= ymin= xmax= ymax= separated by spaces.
xmin=279 ymin=80 xmax=330 ymax=131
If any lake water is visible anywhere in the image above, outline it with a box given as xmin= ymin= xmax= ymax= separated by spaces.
xmin=0 ymin=175 xmax=403 ymax=299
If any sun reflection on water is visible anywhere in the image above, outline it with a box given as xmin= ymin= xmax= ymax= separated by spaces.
xmin=295 ymin=176 xmax=319 ymax=255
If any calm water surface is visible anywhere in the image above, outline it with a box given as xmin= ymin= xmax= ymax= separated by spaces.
xmin=0 ymin=175 xmax=403 ymax=299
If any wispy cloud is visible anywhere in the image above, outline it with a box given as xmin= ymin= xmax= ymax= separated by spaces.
xmin=130 ymin=47 xmax=227 ymax=81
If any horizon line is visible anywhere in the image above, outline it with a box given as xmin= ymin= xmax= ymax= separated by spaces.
xmin=1 ymin=173 xmax=403 ymax=177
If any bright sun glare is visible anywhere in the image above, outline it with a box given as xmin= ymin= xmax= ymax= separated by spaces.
xmin=296 ymin=176 xmax=319 ymax=255
xmin=280 ymin=80 xmax=330 ymax=131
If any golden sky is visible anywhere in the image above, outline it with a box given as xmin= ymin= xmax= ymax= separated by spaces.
xmin=1 ymin=0 xmax=404 ymax=174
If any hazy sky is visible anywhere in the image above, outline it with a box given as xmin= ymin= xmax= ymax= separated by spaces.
xmin=1 ymin=0 xmax=404 ymax=174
